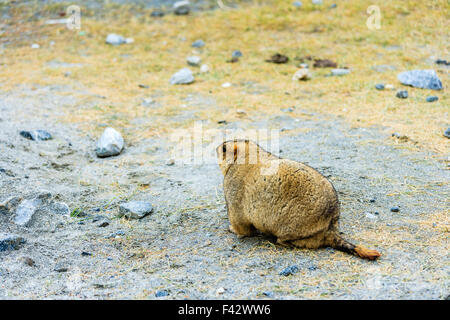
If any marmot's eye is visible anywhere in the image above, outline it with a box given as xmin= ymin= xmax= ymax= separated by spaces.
xmin=222 ymin=145 xmax=226 ymax=153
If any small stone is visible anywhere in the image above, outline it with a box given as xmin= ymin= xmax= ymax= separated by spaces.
xmin=385 ymin=84 xmax=395 ymax=90
xmin=444 ymin=128 xmax=450 ymax=139
xmin=14 ymin=198 xmax=42 ymax=226
xmin=236 ymin=109 xmax=247 ymax=116
xmin=81 ymin=251 xmax=92 ymax=256
xmin=390 ymin=206 xmax=400 ymax=213
xmin=372 ymin=65 xmax=397 ymax=73
xmin=142 ymin=98 xmax=154 ymax=107
xmin=106 ymin=34 xmax=126 ymax=45
xmin=138 ymin=84 xmax=149 ymax=89
xmin=331 ymin=68 xmax=350 ymax=76
xmin=299 ymin=63 xmax=308 ymax=68
xmin=0 ymin=196 xmax=23 ymax=214
xmin=118 ymin=201 xmax=153 ymax=219
xmin=200 ymin=64 xmax=209 ymax=73
xmin=281 ymin=107 xmax=294 ymax=113
xmin=396 ymin=90 xmax=408 ymax=99
xmin=435 ymin=59 xmax=449 ymax=66
xmin=50 ymin=202 xmax=70 ymax=215
xmin=222 ymin=82 xmax=231 ymax=88
xmin=20 ymin=130 xmax=52 ymax=141
xmin=31 ymin=43 xmax=40 ymax=49
xmin=312 ymin=0 xmax=323 ymax=4
xmin=151 ymin=10 xmax=165 ymax=17
xmin=170 ymin=68 xmax=194 ymax=85
xmin=279 ymin=265 xmax=299 ymax=276
xmin=166 ymin=159 xmax=175 ymax=166
xmin=24 ymin=257 xmax=35 ymax=266
xmin=232 ymin=50 xmax=242 ymax=59
xmin=174 ymin=1 xmax=190 ymax=15
xmin=155 ymin=290 xmax=169 ymax=297
xmin=54 ymin=263 xmax=68 ymax=272
xmin=187 ymin=56 xmax=201 ymax=66
xmin=308 ymin=265 xmax=318 ymax=271
xmin=0 ymin=234 xmax=26 ymax=252
xmin=192 ymin=39 xmax=205 ymax=48
xmin=369 ymin=198 xmax=376 ymax=203
xmin=292 ymin=68 xmax=311 ymax=81
xmin=217 ymin=287 xmax=226 ymax=294
xmin=97 ymin=221 xmax=110 ymax=228
xmin=375 ymin=84 xmax=385 ymax=90
xmin=397 ymin=69 xmax=443 ymax=90
xmin=105 ymin=230 xmax=125 ymax=239
xmin=313 ymin=59 xmax=337 ymax=68
xmin=292 ymin=1 xmax=302 ymax=8
xmin=426 ymin=96 xmax=438 ymax=103
xmin=365 ymin=212 xmax=377 ymax=220
xmin=262 ymin=291 xmax=274 ymax=297
xmin=329 ymin=3 xmax=337 ymax=8
xmin=96 ymin=127 xmax=124 ymax=158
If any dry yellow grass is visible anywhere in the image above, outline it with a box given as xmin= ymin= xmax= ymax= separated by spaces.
xmin=0 ymin=0 xmax=449 ymax=153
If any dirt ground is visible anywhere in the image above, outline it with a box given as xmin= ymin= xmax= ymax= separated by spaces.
xmin=0 ymin=0 xmax=449 ymax=299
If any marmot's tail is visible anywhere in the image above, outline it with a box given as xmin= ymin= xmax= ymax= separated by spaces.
xmin=327 ymin=231 xmax=381 ymax=260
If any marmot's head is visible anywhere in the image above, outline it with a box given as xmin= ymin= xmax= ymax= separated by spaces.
xmin=216 ymin=139 xmax=272 ymax=176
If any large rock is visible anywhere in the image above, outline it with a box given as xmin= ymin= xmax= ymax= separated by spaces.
xmin=0 ymin=234 xmax=26 ymax=252
xmin=170 ymin=68 xmax=194 ymax=85
xmin=118 ymin=201 xmax=153 ymax=219
xmin=14 ymin=198 xmax=42 ymax=227
xmin=397 ymin=69 xmax=443 ymax=90
xmin=174 ymin=1 xmax=190 ymax=15
xmin=96 ymin=127 xmax=124 ymax=158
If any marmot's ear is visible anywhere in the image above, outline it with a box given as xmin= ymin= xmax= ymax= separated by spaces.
xmin=233 ymin=143 xmax=238 ymax=162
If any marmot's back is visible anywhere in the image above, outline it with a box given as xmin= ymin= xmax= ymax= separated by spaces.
xmin=242 ymin=159 xmax=339 ymax=239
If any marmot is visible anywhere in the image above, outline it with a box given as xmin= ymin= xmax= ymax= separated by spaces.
xmin=216 ymin=139 xmax=381 ymax=260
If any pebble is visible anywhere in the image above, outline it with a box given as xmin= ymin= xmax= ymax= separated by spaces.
xmin=118 ymin=201 xmax=153 ymax=219
xmin=444 ymin=128 xmax=450 ymax=139
xmin=216 ymin=287 xmax=226 ymax=294
xmin=200 ymin=64 xmax=209 ymax=73
xmin=50 ymin=201 xmax=70 ymax=215
xmin=365 ymin=212 xmax=377 ymax=220
xmin=329 ymin=3 xmax=337 ymax=8
xmin=96 ymin=127 xmax=124 ymax=158
xmin=14 ymin=198 xmax=42 ymax=226
xmin=312 ymin=0 xmax=323 ymax=4
xmin=390 ymin=206 xmax=400 ymax=213
xmin=156 ymin=290 xmax=169 ymax=297
xmin=222 ymin=82 xmax=231 ymax=88
xmin=187 ymin=56 xmax=201 ymax=66
xmin=170 ymin=68 xmax=194 ymax=85
xmin=397 ymin=69 xmax=443 ymax=90
xmin=375 ymin=84 xmax=385 ymax=90
xmin=435 ymin=59 xmax=449 ymax=66
xmin=279 ymin=265 xmax=299 ymax=276
xmin=81 ymin=251 xmax=92 ymax=256
xmin=31 ymin=43 xmax=40 ymax=49
xmin=0 ymin=234 xmax=26 ymax=252
xmin=281 ymin=107 xmax=294 ymax=113
xmin=20 ymin=130 xmax=52 ymax=141
xmin=369 ymin=198 xmax=376 ymax=203
xmin=24 ymin=257 xmax=35 ymax=267
xmin=372 ymin=65 xmax=397 ymax=73
xmin=106 ymin=34 xmax=126 ymax=45
xmin=385 ymin=84 xmax=395 ymax=90
xmin=166 ymin=159 xmax=175 ymax=166
xmin=151 ymin=10 xmax=165 ymax=17
xmin=396 ymin=90 xmax=408 ymax=99
xmin=232 ymin=50 xmax=242 ymax=59
xmin=308 ymin=265 xmax=318 ymax=271
xmin=54 ymin=263 xmax=68 ymax=272
xmin=174 ymin=1 xmax=190 ymax=15
xmin=426 ymin=96 xmax=438 ymax=103
xmin=292 ymin=68 xmax=311 ymax=81
xmin=192 ymin=39 xmax=205 ymax=48
xmin=331 ymin=68 xmax=350 ymax=76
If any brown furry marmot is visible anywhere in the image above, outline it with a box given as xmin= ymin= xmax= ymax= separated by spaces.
xmin=216 ymin=139 xmax=381 ymax=260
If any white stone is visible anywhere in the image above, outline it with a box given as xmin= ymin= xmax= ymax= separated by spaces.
xmin=292 ymin=68 xmax=311 ymax=81
xmin=96 ymin=127 xmax=124 ymax=158
xmin=170 ymin=68 xmax=194 ymax=85
xmin=187 ymin=56 xmax=201 ymax=66
xmin=200 ymin=64 xmax=209 ymax=73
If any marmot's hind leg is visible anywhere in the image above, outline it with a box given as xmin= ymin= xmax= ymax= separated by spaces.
xmin=229 ymin=223 xmax=256 ymax=239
